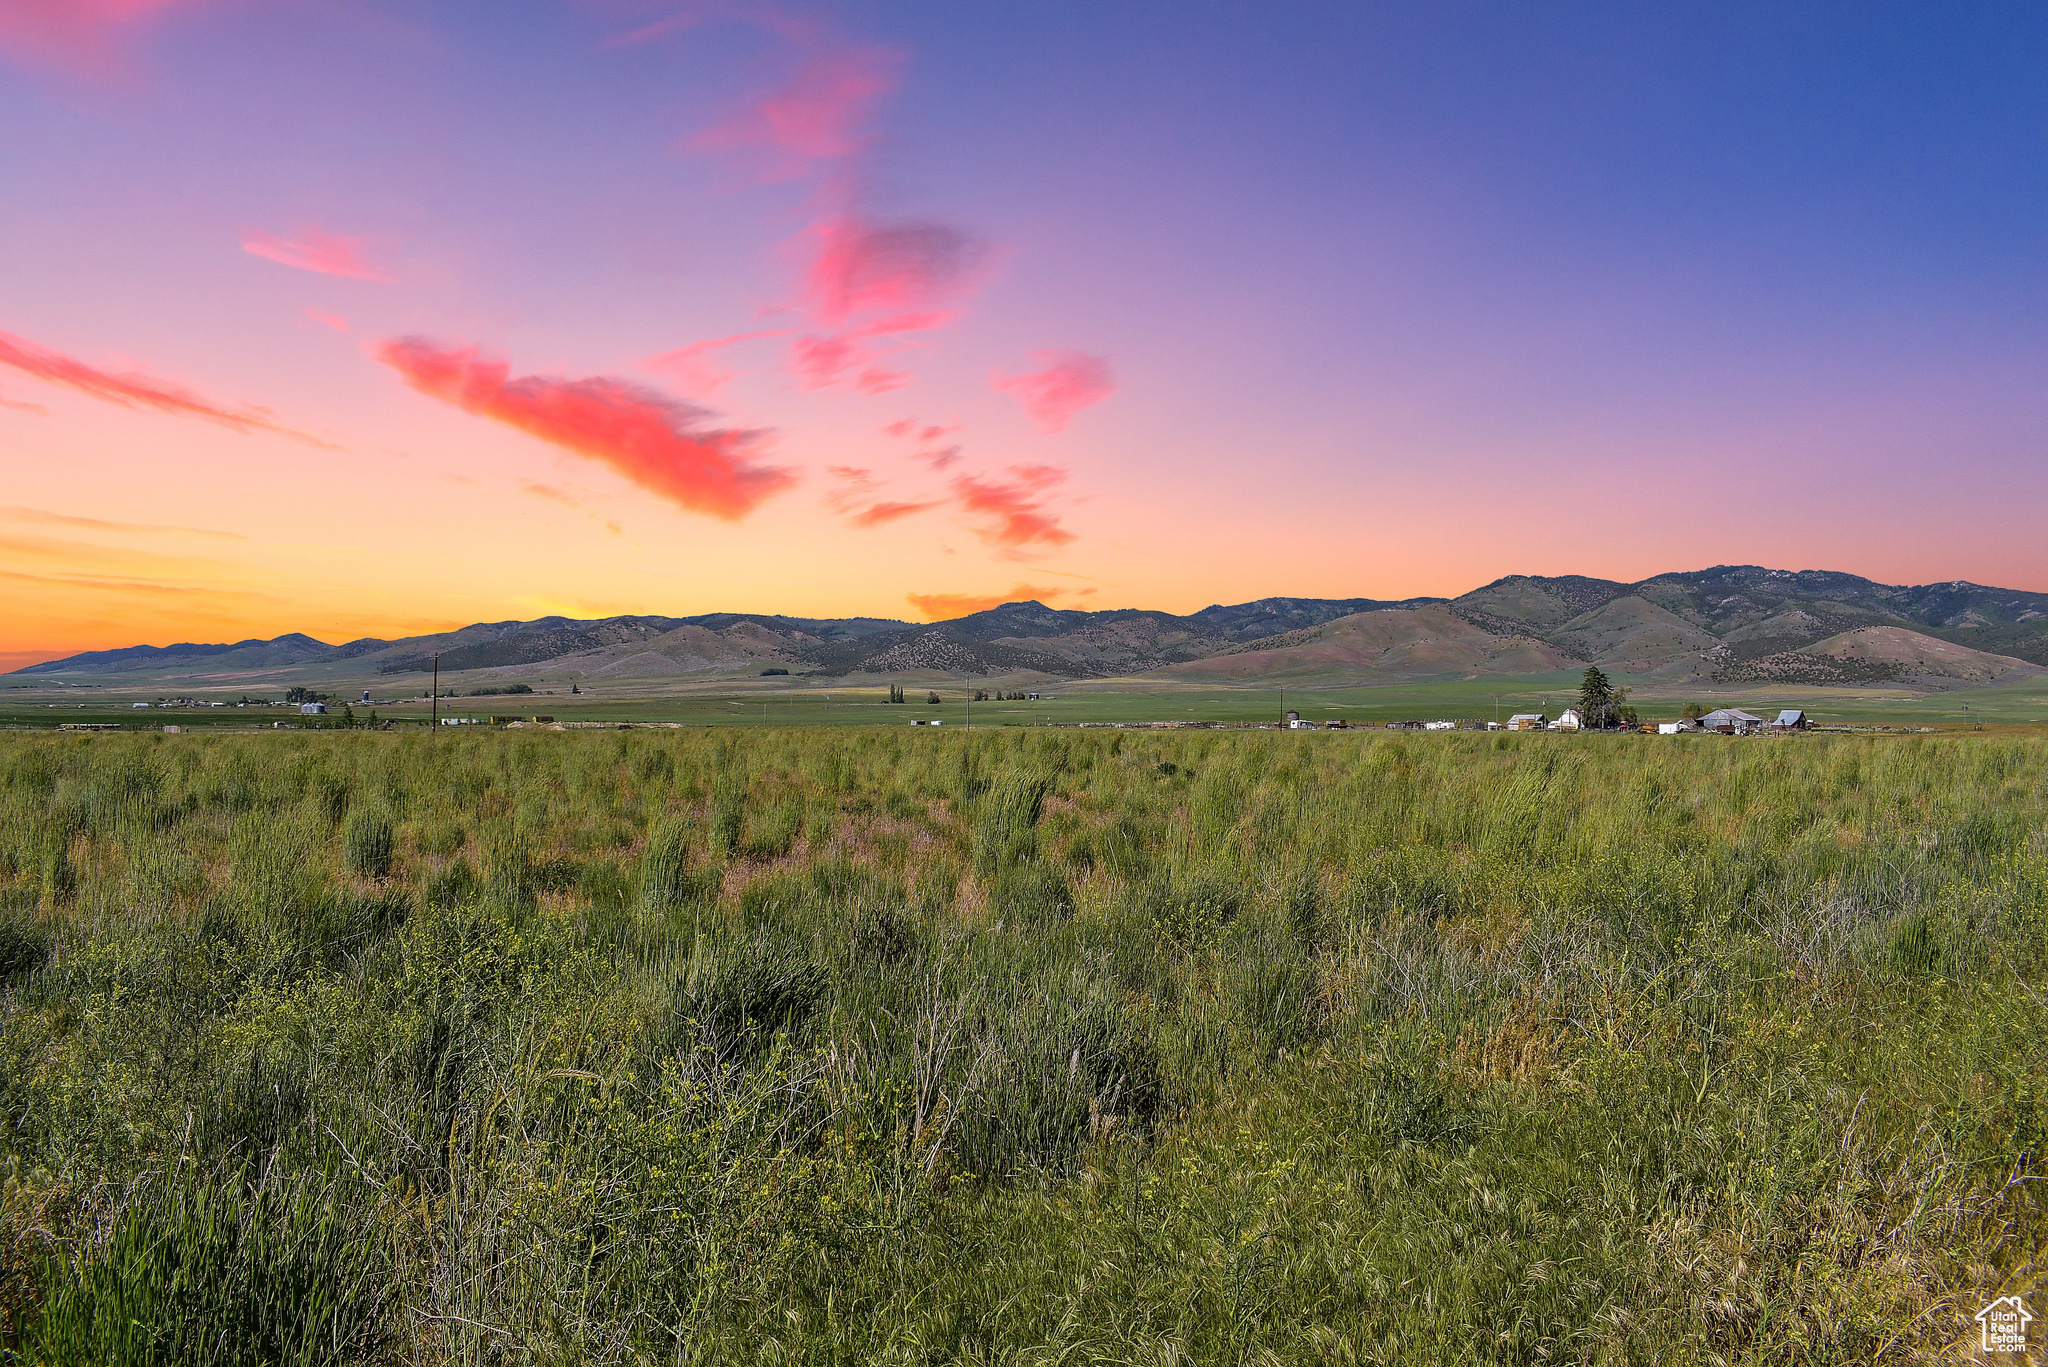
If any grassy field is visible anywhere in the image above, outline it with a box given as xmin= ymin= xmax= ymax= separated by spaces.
xmin=0 ymin=728 xmax=2043 ymax=1363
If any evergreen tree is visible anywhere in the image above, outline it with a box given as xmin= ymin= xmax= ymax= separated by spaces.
xmin=1577 ymin=666 xmax=1616 ymax=728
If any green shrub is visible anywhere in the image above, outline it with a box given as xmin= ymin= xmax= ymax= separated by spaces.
xmin=681 ymin=933 xmax=829 ymax=1059
xmin=641 ymin=819 xmax=699 ymax=909
xmin=0 ymin=905 xmax=49 ymax=984
xmin=340 ymin=806 xmax=394 ymax=879
xmin=989 ymin=860 xmax=1073 ymax=927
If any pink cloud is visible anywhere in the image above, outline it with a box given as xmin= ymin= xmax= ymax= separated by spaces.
xmin=789 ymin=333 xmax=864 ymax=389
xmin=305 ymin=310 xmax=350 ymax=333
xmin=952 ymin=465 xmax=1074 ymax=551
xmin=789 ymin=312 xmax=958 ymax=391
xmin=642 ymin=329 xmax=787 ymax=395
xmin=881 ymin=418 xmax=963 ymax=467
xmin=784 ymin=214 xmax=991 ymax=392
xmin=851 ymin=498 xmax=941 ymax=528
xmin=0 ymin=0 xmax=194 ymax=77
xmin=0 ymin=327 xmax=319 ymax=441
xmin=805 ymin=215 xmax=987 ymax=327
xmin=242 ymin=228 xmax=390 ymax=282
xmin=855 ymin=365 xmax=908 ymax=395
xmin=822 ymin=463 xmax=941 ymax=528
xmin=994 ymin=351 xmax=1114 ymax=434
xmin=0 ymin=388 xmax=48 ymax=415
xmin=690 ymin=47 xmax=902 ymax=181
xmin=821 ymin=464 xmax=875 ymax=513
xmin=375 ymin=337 xmax=794 ymax=520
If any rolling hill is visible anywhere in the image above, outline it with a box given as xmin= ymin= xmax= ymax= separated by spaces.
xmin=11 ymin=567 xmax=2046 ymax=692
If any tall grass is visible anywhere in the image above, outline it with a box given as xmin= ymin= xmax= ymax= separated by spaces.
xmin=0 ymin=728 xmax=2041 ymax=1363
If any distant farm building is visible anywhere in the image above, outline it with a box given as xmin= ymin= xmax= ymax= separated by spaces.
xmin=1772 ymin=710 xmax=1810 ymax=730
xmin=1699 ymin=708 xmax=1765 ymax=734
xmin=1423 ymin=721 xmax=1456 ymax=730
xmin=1553 ymin=708 xmax=1584 ymax=730
xmin=299 ymin=702 xmax=326 ymax=715
xmin=1508 ymin=713 xmax=1546 ymax=731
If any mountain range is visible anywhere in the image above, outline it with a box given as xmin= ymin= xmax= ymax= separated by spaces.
xmin=14 ymin=566 xmax=2048 ymax=691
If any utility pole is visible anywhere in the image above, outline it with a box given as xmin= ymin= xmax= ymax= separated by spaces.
xmin=432 ymin=654 xmax=438 ymax=730
xmin=1490 ymin=693 xmax=1500 ymax=727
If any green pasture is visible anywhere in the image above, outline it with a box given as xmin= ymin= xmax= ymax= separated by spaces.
xmin=8 ymin=666 xmax=2048 ymax=732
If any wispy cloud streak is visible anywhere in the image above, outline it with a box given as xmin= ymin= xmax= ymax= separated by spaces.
xmin=1 ymin=505 xmax=246 ymax=540
xmin=242 ymin=228 xmax=390 ymax=281
xmin=0 ymin=328 xmax=322 ymax=442
xmin=642 ymin=330 xmax=788 ymax=395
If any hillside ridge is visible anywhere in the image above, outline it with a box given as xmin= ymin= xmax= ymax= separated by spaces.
xmin=13 ymin=568 xmax=2046 ymax=689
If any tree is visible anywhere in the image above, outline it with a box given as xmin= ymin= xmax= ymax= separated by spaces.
xmin=887 ymin=684 xmax=905 ymax=704
xmin=1577 ymin=666 xmax=1616 ymax=728
xmin=1681 ymin=701 xmax=1706 ymax=722
xmin=926 ymin=691 xmax=941 ymax=704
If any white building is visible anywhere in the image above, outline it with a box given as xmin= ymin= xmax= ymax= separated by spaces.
xmin=1552 ymin=708 xmax=1584 ymax=730
xmin=1507 ymin=713 xmax=1546 ymax=731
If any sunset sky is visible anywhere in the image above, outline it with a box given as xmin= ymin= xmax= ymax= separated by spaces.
xmin=6 ymin=2 xmax=2048 ymax=668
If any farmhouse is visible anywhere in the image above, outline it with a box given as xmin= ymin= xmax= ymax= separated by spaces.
xmin=1552 ymin=708 xmax=1584 ymax=730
